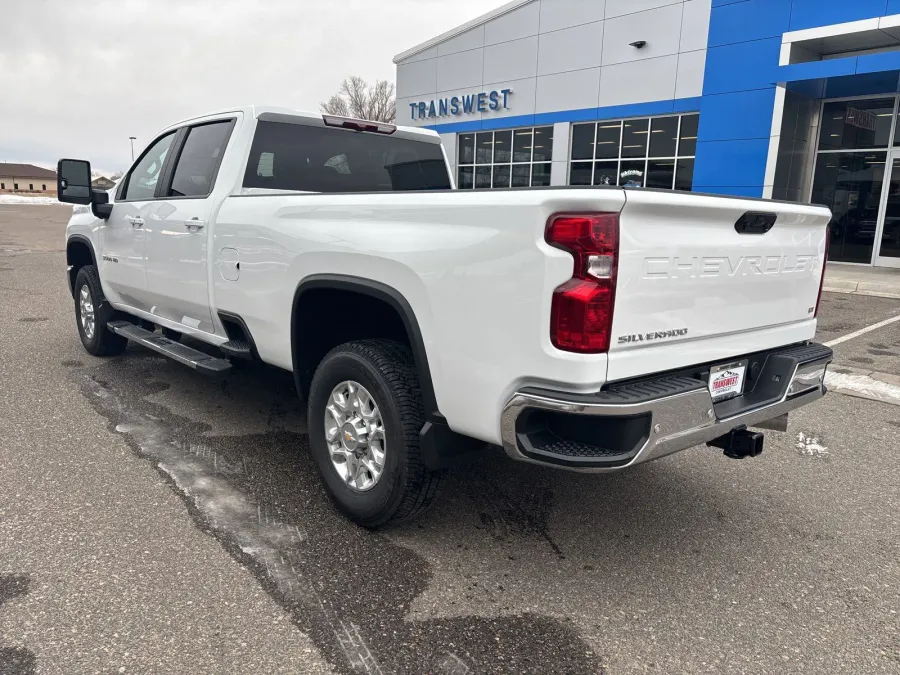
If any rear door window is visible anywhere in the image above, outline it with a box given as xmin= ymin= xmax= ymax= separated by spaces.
xmin=243 ymin=121 xmax=451 ymax=192
xmin=168 ymin=120 xmax=234 ymax=198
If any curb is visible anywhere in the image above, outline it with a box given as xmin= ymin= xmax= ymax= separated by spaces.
xmin=823 ymin=282 xmax=900 ymax=300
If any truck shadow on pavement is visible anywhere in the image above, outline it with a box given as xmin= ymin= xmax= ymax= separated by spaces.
xmin=0 ymin=575 xmax=36 ymax=675
xmin=74 ymin=345 xmax=803 ymax=675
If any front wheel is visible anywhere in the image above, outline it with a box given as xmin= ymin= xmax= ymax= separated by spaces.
xmin=74 ymin=265 xmax=128 ymax=357
xmin=307 ymin=340 xmax=445 ymax=528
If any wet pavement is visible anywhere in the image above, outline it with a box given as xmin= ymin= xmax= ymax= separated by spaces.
xmin=1 ymin=205 xmax=898 ymax=674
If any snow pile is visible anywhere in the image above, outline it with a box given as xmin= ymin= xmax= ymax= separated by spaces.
xmin=795 ymin=432 xmax=829 ymax=458
xmin=0 ymin=194 xmax=62 ymax=205
xmin=825 ymin=370 xmax=900 ymax=405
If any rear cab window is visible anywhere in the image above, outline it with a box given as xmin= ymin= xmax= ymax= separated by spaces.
xmin=242 ymin=120 xmax=451 ymax=193
xmin=168 ymin=120 xmax=234 ymax=198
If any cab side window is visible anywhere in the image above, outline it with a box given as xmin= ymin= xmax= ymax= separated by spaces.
xmin=123 ymin=132 xmax=176 ymax=201
xmin=168 ymin=121 xmax=234 ymax=198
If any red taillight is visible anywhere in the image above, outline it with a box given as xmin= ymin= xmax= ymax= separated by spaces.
xmin=546 ymin=213 xmax=619 ymax=353
xmin=814 ymin=226 xmax=831 ymax=317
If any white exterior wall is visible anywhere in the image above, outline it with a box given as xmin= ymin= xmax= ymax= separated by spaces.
xmin=395 ymin=0 xmax=711 ymax=185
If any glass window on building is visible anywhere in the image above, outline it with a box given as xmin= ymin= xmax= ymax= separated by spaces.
xmin=810 ymin=96 xmax=900 ymax=264
xmin=570 ymin=113 xmax=698 ymax=190
xmin=456 ymin=126 xmax=554 ymax=189
xmin=819 ymin=99 xmax=893 ymax=151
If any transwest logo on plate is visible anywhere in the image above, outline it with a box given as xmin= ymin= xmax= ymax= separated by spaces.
xmin=708 ymin=362 xmax=747 ymax=400
xmin=712 ymin=370 xmax=740 ymax=393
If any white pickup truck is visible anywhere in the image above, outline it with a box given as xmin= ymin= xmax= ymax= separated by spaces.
xmin=58 ymin=106 xmax=834 ymax=527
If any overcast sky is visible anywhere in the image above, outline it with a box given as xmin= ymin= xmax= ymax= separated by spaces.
xmin=1 ymin=0 xmax=498 ymax=176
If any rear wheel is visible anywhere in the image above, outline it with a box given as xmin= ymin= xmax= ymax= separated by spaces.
xmin=307 ymin=340 xmax=444 ymax=527
xmin=74 ymin=265 xmax=127 ymax=357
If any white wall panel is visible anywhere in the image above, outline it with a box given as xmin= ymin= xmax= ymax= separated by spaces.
xmin=436 ymin=49 xmax=484 ymax=91
xmin=537 ymin=21 xmax=605 ymax=76
xmin=674 ymin=49 xmax=706 ymax=99
xmin=396 ymin=0 xmax=714 ymax=125
xmin=536 ymin=68 xmax=602 ymax=113
xmin=605 ymin=0 xmax=681 ymax=19
xmin=680 ymin=0 xmax=712 ymax=53
xmin=599 ymin=55 xmax=678 ymax=106
xmin=551 ymin=122 xmax=571 ymax=162
xmin=395 ymin=96 xmax=416 ymax=125
xmin=396 ymin=59 xmax=437 ymax=98
xmin=602 ymin=3 xmax=684 ymax=66
xmin=539 ymin=0 xmax=607 ymax=33
xmin=484 ymin=1 xmax=541 ymax=45
xmin=484 ymin=37 xmax=539 ymax=83
xmin=550 ymin=160 xmax=569 ymax=186
xmin=479 ymin=78 xmax=537 ymax=121
xmin=440 ymin=133 xmax=458 ymax=178
xmin=437 ymin=25 xmax=485 ymax=56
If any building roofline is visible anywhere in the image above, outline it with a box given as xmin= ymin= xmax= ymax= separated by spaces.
xmin=392 ymin=0 xmax=534 ymax=64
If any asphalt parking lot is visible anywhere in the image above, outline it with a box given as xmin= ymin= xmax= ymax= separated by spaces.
xmin=1 ymin=204 xmax=898 ymax=675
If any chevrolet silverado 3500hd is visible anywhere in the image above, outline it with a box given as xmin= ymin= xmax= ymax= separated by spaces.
xmin=58 ymin=106 xmax=833 ymax=527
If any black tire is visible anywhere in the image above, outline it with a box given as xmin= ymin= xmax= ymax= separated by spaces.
xmin=73 ymin=265 xmax=128 ymax=357
xmin=307 ymin=339 xmax=445 ymax=528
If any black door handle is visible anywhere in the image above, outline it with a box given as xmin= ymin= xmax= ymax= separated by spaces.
xmin=735 ymin=211 xmax=776 ymax=234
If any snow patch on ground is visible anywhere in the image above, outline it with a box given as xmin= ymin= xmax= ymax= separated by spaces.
xmin=796 ymin=432 xmax=829 ymax=458
xmin=825 ymin=371 xmax=900 ymax=405
xmin=98 ymin=380 xmax=384 ymax=674
xmin=0 ymin=194 xmax=62 ymax=205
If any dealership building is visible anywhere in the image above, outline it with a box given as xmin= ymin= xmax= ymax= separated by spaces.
xmin=394 ymin=0 xmax=900 ymax=268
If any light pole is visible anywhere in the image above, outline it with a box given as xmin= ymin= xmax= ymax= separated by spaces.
xmin=129 ymin=136 xmax=137 ymax=161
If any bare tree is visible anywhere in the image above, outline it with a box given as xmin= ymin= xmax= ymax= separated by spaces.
xmin=110 ymin=171 xmax=124 ymax=180
xmin=321 ymin=76 xmax=396 ymax=123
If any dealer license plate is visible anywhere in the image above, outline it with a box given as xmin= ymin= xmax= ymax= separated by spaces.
xmin=708 ymin=361 xmax=747 ymax=401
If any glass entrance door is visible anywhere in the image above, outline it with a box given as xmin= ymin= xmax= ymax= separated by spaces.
xmin=874 ymin=150 xmax=900 ymax=268
xmin=811 ymin=97 xmax=895 ymax=264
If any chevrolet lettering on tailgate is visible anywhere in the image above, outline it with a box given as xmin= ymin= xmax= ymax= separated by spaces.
xmin=642 ymin=254 xmax=819 ymax=280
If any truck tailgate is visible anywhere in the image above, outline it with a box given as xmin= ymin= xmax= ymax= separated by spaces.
xmin=608 ymin=189 xmax=831 ymax=379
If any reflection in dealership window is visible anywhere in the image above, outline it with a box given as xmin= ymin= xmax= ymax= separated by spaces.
xmin=457 ymin=126 xmax=554 ymax=189
xmin=811 ymin=152 xmax=886 ymax=263
xmin=569 ymin=113 xmax=698 ymax=190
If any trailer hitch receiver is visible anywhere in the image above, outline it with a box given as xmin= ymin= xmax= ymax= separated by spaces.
xmin=707 ymin=427 xmax=764 ymax=459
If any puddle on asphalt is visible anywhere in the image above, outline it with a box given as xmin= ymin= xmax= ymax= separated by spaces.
xmin=76 ymin=356 xmax=603 ymax=675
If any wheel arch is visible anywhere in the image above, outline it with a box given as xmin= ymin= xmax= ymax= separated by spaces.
xmin=66 ymin=235 xmax=98 ymax=297
xmin=290 ymin=274 xmax=438 ymax=414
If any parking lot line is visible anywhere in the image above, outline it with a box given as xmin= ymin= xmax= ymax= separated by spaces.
xmin=824 ymin=312 xmax=900 ymax=348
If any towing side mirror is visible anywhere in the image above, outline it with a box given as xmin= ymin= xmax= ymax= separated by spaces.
xmin=57 ymin=158 xmax=92 ymax=205
xmin=57 ymin=158 xmax=114 ymax=219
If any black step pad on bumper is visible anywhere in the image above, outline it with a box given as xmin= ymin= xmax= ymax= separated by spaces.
xmin=108 ymin=321 xmax=232 ymax=375
xmin=219 ymin=339 xmax=253 ymax=360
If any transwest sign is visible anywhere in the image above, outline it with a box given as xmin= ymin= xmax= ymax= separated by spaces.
xmin=409 ymin=89 xmax=512 ymax=121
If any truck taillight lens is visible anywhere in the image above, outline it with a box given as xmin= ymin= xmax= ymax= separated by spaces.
xmin=814 ymin=226 xmax=831 ymax=317
xmin=546 ymin=213 xmax=619 ymax=353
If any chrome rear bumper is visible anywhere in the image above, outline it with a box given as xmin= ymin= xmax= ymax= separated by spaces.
xmin=500 ymin=343 xmax=832 ymax=473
